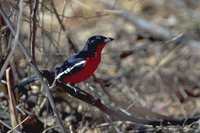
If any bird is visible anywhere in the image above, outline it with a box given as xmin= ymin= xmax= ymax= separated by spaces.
xmin=54 ymin=35 xmax=114 ymax=84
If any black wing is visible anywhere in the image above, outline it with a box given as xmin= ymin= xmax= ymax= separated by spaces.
xmin=55 ymin=57 xmax=86 ymax=81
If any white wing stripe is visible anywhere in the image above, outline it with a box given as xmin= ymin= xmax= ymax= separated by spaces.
xmin=56 ymin=60 xmax=86 ymax=80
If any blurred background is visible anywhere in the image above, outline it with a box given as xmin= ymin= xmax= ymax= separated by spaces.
xmin=1 ymin=0 xmax=200 ymax=132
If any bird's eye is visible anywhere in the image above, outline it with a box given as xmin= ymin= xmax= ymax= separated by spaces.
xmin=96 ymin=36 xmax=100 ymax=40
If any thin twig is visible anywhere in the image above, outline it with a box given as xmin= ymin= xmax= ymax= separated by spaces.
xmin=0 ymin=0 xmax=23 ymax=80
xmin=0 ymin=5 xmax=66 ymax=133
xmin=6 ymin=67 xmax=19 ymax=130
xmin=57 ymin=0 xmax=68 ymax=45
xmin=42 ymin=125 xmax=58 ymax=133
xmin=50 ymin=0 xmax=79 ymax=52
xmin=58 ymin=82 xmax=148 ymax=124
xmin=30 ymin=0 xmax=39 ymax=62
xmin=49 ymin=0 xmax=65 ymax=30
xmin=7 ymin=116 xmax=31 ymax=133
xmin=0 ymin=119 xmax=21 ymax=133
xmin=69 ymin=125 xmax=77 ymax=133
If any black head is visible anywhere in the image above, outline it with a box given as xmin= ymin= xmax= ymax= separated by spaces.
xmin=83 ymin=35 xmax=114 ymax=52
xmin=80 ymin=35 xmax=114 ymax=57
xmin=87 ymin=35 xmax=114 ymax=45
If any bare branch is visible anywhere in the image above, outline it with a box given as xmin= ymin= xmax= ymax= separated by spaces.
xmin=0 ymin=0 xmax=23 ymax=80
xmin=6 ymin=67 xmax=19 ymax=130
xmin=50 ymin=0 xmax=79 ymax=53
xmin=0 ymin=5 xmax=66 ymax=133
xmin=30 ymin=0 xmax=39 ymax=62
xmin=0 ymin=119 xmax=21 ymax=133
xmin=54 ymin=81 xmax=200 ymax=127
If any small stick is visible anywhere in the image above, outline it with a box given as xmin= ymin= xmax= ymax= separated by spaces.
xmin=7 ymin=116 xmax=31 ymax=133
xmin=6 ymin=67 xmax=19 ymax=130
xmin=30 ymin=0 xmax=39 ymax=62
xmin=0 ymin=119 xmax=20 ymax=133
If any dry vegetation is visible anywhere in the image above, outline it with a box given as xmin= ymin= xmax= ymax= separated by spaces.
xmin=1 ymin=0 xmax=200 ymax=132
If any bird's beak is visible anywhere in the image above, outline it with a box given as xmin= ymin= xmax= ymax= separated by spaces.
xmin=104 ymin=37 xmax=114 ymax=43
